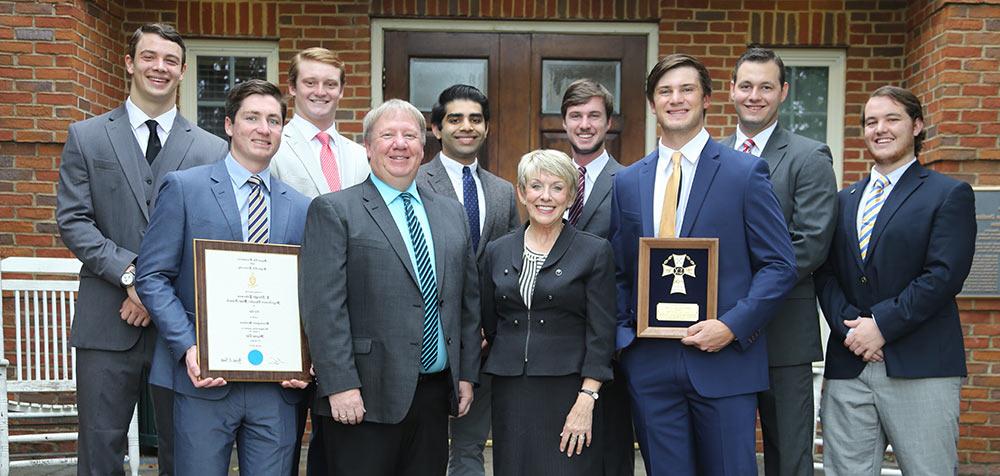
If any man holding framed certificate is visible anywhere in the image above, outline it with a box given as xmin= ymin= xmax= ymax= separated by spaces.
xmin=136 ymin=79 xmax=312 ymax=475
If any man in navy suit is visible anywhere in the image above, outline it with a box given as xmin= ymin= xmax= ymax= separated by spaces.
xmin=136 ymin=79 xmax=312 ymax=475
xmin=815 ymin=86 xmax=975 ymax=475
xmin=609 ymin=54 xmax=797 ymax=476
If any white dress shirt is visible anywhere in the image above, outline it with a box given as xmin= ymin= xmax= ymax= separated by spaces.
xmin=653 ymin=128 xmax=710 ymax=237
xmin=125 ymin=96 xmax=176 ymax=156
xmin=733 ymin=120 xmax=778 ymax=157
xmin=438 ymin=152 xmax=486 ymax=233
xmin=576 ymin=150 xmax=610 ymax=205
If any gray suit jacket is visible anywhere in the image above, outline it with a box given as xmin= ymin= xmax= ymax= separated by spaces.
xmin=416 ymin=154 xmax=521 ymax=265
xmin=299 ymin=178 xmax=481 ymax=424
xmin=271 ymin=118 xmax=371 ymax=199
xmin=57 ymin=105 xmax=227 ymax=350
xmin=722 ymin=125 xmax=837 ymax=366
xmin=574 ymin=155 xmax=624 ymax=239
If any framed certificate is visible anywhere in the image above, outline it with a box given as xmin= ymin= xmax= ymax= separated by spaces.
xmin=193 ymin=239 xmax=310 ymax=381
xmin=636 ymin=237 xmax=719 ymax=339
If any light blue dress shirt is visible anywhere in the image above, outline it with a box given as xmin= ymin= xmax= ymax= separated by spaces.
xmin=370 ymin=174 xmax=448 ymax=373
xmin=224 ymin=154 xmax=272 ymax=242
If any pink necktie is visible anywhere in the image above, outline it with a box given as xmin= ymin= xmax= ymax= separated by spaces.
xmin=316 ymin=131 xmax=341 ymax=192
xmin=740 ymin=138 xmax=756 ymax=154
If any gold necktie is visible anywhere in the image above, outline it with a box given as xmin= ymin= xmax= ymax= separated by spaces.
xmin=658 ymin=151 xmax=682 ymax=238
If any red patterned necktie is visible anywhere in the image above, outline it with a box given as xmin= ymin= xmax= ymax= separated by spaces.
xmin=740 ymin=138 xmax=756 ymax=154
xmin=316 ymin=131 xmax=341 ymax=192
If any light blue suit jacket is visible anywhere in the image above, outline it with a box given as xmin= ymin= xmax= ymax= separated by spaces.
xmin=609 ymin=138 xmax=797 ymax=398
xmin=136 ymin=159 xmax=311 ymax=402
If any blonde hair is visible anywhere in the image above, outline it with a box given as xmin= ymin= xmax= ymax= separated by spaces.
xmin=288 ymin=47 xmax=345 ymax=87
xmin=516 ymin=149 xmax=578 ymax=204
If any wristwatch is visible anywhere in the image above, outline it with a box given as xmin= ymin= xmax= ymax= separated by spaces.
xmin=579 ymin=388 xmax=599 ymax=401
xmin=120 ymin=265 xmax=136 ymax=288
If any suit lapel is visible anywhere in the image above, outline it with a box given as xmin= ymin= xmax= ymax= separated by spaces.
xmin=361 ymin=180 xmax=418 ymax=284
xmin=152 ymin=114 xmax=195 ymax=179
xmin=637 ymin=151 xmax=658 ymax=237
xmin=760 ymin=126 xmax=790 ymax=174
xmin=865 ymin=163 xmax=926 ymax=263
xmin=422 ymin=189 xmax=449 ymax=295
xmin=424 ymin=156 xmax=459 ymax=199
xmin=720 ymin=134 xmax=737 ymax=149
xmin=286 ymin=123 xmax=331 ymax=195
xmin=680 ymin=141 xmax=722 ymax=237
xmin=105 ymin=105 xmax=150 ymax=220
xmin=269 ymin=180 xmax=291 ymax=244
xmin=576 ymin=157 xmax=621 ymax=230
xmin=477 ymin=168 xmax=505 ymax=259
xmin=209 ymin=161 xmax=244 ymax=241
xmin=842 ymin=178 xmax=866 ymax=271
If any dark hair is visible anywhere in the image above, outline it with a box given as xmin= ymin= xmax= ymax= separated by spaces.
xmin=127 ymin=23 xmax=186 ymax=65
xmin=225 ymin=79 xmax=286 ymax=124
xmin=289 ymin=47 xmax=346 ymax=88
xmin=864 ymin=85 xmax=926 ymax=157
xmin=645 ymin=54 xmax=713 ymax=103
xmin=430 ymin=84 xmax=490 ymax=130
xmin=561 ymin=78 xmax=615 ymax=118
xmin=733 ymin=47 xmax=786 ymax=86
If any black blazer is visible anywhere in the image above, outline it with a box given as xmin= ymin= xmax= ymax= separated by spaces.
xmin=815 ymin=162 xmax=975 ymax=379
xmin=481 ymin=223 xmax=616 ymax=381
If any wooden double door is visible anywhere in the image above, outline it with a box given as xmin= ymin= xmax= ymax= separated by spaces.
xmin=384 ymin=31 xmax=648 ymax=186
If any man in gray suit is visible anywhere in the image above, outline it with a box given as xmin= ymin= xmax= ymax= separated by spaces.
xmin=722 ymin=47 xmax=838 ymax=476
xmin=416 ymin=84 xmax=519 ymax=476
xmin=560 ymin=78 xmax=632 ymax=476
xmin=300 ymin=99 xmax=481 ymax=476
xmin=56 ymin=23 xmax=226 ymax=475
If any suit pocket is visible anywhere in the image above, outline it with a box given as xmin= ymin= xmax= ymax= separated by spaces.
xmin=353 ymin=337 xmax=372 ymax=354
xmin=94 ymin=159 xmax=120 ymax=171
xmin=351 ymin=238 xmax=391 ymax=251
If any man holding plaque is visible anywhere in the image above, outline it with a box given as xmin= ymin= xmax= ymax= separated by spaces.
xmin=815 ymin=86 xmax=975 ymax=475
xmin=722 ymin=48 xmax=838 ymax=476
xmin=136 ymin=79 xmax=312 ymax=475
xmin=299 ymin=99 xmax=481 ymax=476
xmin=56 ymin=23 xmax=227 ymax=475
xmin=608 ymin=54 xmax=797 ymax=475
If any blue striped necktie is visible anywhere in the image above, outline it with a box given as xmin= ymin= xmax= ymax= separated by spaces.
xmin=246 ymin=175 xmax=269 ymax=244
xmin=400 ymin=192 xmax=441 ymax=372
xmin=858 ymin=175 xmax=888 ymax=260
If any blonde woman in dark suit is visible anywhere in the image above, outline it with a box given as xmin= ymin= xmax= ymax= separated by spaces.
xmin=481 ymin=149 xmax=616 ymax=476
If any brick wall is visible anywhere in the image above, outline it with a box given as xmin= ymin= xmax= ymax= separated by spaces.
xmin=1 ymin=0 xmax=998 ymax=471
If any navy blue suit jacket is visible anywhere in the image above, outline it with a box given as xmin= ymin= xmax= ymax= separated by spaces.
xmin=609 ymin=138 xmax=797 ymax=398
xmin=136 ymin=159 xmax=311 ymax=401
xmin=815 ymin=162 xmax=974 ymax=379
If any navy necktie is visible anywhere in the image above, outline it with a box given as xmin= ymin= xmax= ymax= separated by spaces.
xmin=462 ymin=166 xmax=481 ymax=251
xmin=400 ymin=192 xmax=441 ymax=372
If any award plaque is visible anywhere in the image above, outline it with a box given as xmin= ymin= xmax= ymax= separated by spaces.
xmin=193 ymin=239 xmax=311 ymax=382
xmin=636 ymin=237 xmax=719 ymax=338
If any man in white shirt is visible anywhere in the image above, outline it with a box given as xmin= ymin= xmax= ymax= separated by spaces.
xmin=270 ymin=47 xmax=372 ymax=475
xmin=56 ymin=23 xmax=226 ymax=475
xmin=416 ymin=84 xmax=520 ymax=476
xmin=560 ymin=78 xmax=633 ymax=476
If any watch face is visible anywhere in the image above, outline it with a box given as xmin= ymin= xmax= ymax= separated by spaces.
xmin=121 ymin=272 xmax=135 ymax=287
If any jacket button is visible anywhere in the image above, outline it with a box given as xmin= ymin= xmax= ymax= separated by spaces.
xmin=502 ymin=295 xmax=507 ymax=300
xmin=145 ymin=178 xmax=152 ymax=185
xmin=504 ymin=268 xmax=509 ymax=275
xmin=539 ymin=319 xmax=545 ymax=325
xmin=860 ymin=276 xmax=868 ymax=285
xmin=547 ymin=295 xmax=553 ymax=301
xmin=513 ymin=319 xmax=519 ymax=326
xmin=446 ymin=337 xmax=452 ymax=345
xmin=555 ymin=269 xmax=562 ymax=276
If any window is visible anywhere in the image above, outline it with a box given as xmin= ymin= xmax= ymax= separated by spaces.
xmin=774 ymin=49 xmax=846 ymax=185
xmin=180 ymin=40 xmax=280 ymax=140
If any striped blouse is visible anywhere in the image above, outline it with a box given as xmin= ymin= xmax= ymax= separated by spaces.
xmin=518 ymin=247 xmax=547 ymax=309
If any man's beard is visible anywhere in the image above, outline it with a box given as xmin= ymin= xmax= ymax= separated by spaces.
xmin=570 ymin=138 xmax=605 ymax=157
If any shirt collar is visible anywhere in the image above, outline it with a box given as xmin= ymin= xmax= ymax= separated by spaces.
xmin=291 ymin=114 xmax=338 ymax=142
xmin=575 ymin=149 xmax=610 ymax=176
xmin=871 ymin=157 xmax=916 ymax=188
xmin=225 ymin=153 xmax=271 ymax=192
xmin=125 ymin=96 xmax=176 ymax=134
xmin=370 ymin=173 xmax=421 ymax=206
xmin=439 ymin=152 xmax=479 ymax=176
xmin=658 ymin=128 xmax=710 ymax=168
xmin=734 ymin=120 xmax=779 ymax=155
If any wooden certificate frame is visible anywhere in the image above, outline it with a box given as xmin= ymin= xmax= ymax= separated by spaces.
xmin=194 ymin=239 xmax=310 ymax=382
xmin=636 ymin=237 xmax=719 ymax=339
